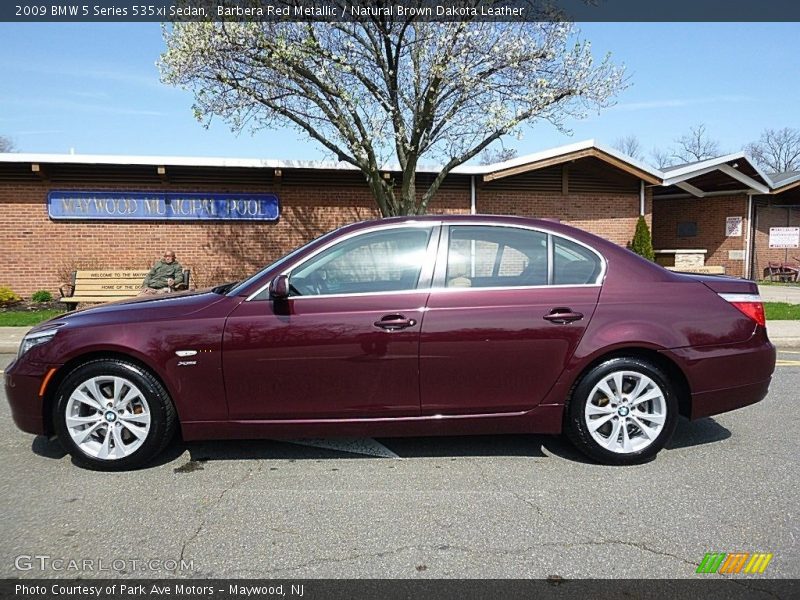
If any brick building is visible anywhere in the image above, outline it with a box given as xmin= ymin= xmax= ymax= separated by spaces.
xmin=0 ymin=140 xmax=796 ymax=297
xmin=650 ymin=153 xmax=800 ymax=279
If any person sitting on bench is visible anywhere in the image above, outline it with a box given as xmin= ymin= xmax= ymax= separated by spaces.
xmin=139 ymin=250 xmax=184 ymax=295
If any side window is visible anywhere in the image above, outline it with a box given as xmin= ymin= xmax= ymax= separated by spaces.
xmin=553 ymin=236 xmax=602 ymax=285
xmin=446 ymin=226 xmax=547 ymax=288
xmin=290 ymin=227 xmax=432 ymax=296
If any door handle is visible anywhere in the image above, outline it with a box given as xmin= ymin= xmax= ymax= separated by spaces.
xmin=374 ymin=314 xmax=418 ymax=331
xmin=543 ymin=308 xmax=584 ymax=324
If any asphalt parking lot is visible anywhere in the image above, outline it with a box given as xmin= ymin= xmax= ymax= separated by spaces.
xmin=1 ymin=352 xmax=798 ymax=581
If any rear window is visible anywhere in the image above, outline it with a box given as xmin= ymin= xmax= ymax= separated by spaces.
xmin=553 ymin=237 xmax=603 ymax=285
xmin=444 ymin=225 xmax=602 ymax=288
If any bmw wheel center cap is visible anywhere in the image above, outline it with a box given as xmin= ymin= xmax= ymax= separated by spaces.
xmin=104 ymin=411 xmax=117 ymax=422
xmin=618 ymin=406 xmax=630 ymax=417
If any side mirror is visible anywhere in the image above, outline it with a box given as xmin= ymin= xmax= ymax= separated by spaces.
xmin=269 ymin=274 xmax=290 ymax=299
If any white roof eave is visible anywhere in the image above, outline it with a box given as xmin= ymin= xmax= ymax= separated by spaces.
xmin=0 ymin=139 xmax=665 ymax=181
xmin=663 ymin=152 xmax=775 ymax=190
xmin=0 ymin=152 xmax=368 ymax=171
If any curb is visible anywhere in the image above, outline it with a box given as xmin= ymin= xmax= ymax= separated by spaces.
xmin=772 ymin=339 xmax=800 ymax=350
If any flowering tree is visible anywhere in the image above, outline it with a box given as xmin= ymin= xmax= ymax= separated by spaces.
xmin=160 ymin=16 xmax=624 ymax=216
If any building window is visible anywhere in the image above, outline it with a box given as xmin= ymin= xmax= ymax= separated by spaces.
xmin=677 ymin=222 xmax=698 ymax=237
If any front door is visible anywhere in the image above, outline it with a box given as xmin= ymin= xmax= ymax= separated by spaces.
xmin=223 ymin=225 xmax=438 ymax=420
xmin=419 ymin=224 xmax=603 ymax=415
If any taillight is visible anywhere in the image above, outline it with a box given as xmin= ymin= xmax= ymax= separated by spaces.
xmin=719 ymin=293 xmax=766 ymax=327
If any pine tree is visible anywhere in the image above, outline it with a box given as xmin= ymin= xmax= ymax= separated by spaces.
xmin=630 ymin=216 xmax=655 ymax=262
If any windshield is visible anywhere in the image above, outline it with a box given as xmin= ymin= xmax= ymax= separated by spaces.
xmin=225 ymin=229 xmax=340 ymax=297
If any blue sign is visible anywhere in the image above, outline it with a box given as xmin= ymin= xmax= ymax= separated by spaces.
xmin=47 ymin=190 xmax=280 ymax=221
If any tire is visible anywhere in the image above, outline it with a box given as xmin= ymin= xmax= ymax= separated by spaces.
xmin=565 ymin=357 xmax=678 ymax=465
xmin=53 ymin=359 xmax=176 ymax=471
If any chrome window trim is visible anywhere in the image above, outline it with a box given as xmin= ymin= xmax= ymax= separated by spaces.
xmin=277 ymin=288 xmax=437 ymax=301
xmin=430 ymin=282 xmax=602 ymax=293
xmin=273 ymin=282 xmax=601 ymax=302
xmin=245 ymin=220 xmax=442 ymax=301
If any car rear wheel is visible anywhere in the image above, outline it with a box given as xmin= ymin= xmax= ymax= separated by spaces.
xmin=566 ymin=357 xmax=678 ymax=465
xmin=54 ymin=359 xmax=176 ymax=471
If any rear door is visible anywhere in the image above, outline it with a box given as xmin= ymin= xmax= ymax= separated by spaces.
xmin=419 ymin=224 xmax=603 ymax=415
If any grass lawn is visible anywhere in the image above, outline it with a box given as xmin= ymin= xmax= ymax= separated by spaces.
xmin=758 ymin=280 xmax=800 ymax=287
xmin=763 ymin=302 xmax=800 ymax=320
xmin=0 ymin=309 xmax=66 ymax=327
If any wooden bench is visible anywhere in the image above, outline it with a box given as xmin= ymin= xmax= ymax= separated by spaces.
xmin=765 ymin=261 xmax=799 ymax=283
xmin=60 ymin=269 xmax=190 ymax=307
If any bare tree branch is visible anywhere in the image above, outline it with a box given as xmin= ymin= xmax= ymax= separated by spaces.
xmin=0 ymin=135 xmax=16 ymax=153
xmin=745 ymin=127 xmax=800 ymax=174
xmin=612 ymin=135 xmax=644 ymax=162
xmin=672 ymin=124 xmax=721 ymax=164
xmin=649 ymin=147 xmax=671 ymax=169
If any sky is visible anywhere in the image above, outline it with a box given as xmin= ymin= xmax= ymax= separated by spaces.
xmin=0 ymin=21 xmax=798 ymax=165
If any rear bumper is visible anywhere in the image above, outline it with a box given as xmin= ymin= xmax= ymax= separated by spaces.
xmin=689 ymin=378 xmax=771 ymax=420
xmin=4 ymin=358 xmax=52 ymax=436
xmin=665 ymin=328 xmax=776 ymax=420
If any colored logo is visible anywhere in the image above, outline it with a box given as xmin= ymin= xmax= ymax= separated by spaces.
xmin=697 ymin=553 xmax=773 ymax=574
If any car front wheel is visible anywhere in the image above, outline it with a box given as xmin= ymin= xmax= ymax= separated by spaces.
xmin=566 ymin=357 xmax=678 ymax=465
xmin=54 ymin=359 xmax=176 ymax=471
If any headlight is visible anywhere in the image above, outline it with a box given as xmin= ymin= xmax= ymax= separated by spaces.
xmin=18 ymin=329 xmax=59 ymax=359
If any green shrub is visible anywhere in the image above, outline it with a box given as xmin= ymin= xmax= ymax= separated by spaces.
xmin=630 ymin=215 xmax=655 ymax=262
xmin=0 ymin=286 xmax=21 ymax=306
xmin=31 ymin=290 xmax=53 ymax=303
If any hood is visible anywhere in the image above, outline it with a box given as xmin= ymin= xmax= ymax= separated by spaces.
xmin=30 ymin=289 xmax=232 ymax=333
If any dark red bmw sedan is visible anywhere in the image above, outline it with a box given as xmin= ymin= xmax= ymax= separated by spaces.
xmin=5 ymin=216 xmax=775 ymax=469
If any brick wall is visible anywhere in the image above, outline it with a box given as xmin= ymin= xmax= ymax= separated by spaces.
xmin=478 ymin=188 xmax=652 ymax=247
xmin=652 ymin=194 xmax=749 ymax=277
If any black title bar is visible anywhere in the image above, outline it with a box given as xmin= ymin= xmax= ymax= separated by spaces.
xmin=2 ymin=579 xmax=800 ymax=600
xmin=3 ymin=0 xmax=800 ymax=22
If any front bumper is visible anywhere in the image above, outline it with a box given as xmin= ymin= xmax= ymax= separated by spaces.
xmin=4 ymin=358 xmax=57 ymax=435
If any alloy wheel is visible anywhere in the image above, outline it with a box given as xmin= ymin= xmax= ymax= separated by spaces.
xmin=64 ymin=375 xmax=152 ymax=460
xmin=583 ymin=370 xmax=667 ymax=454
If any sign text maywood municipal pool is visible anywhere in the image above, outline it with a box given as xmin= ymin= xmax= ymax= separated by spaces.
xmin=47 ymin=191 xmax=280 ymax=221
